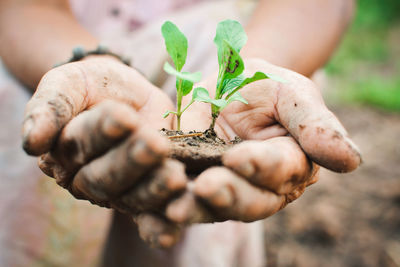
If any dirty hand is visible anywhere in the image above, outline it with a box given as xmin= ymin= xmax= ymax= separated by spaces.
xmin=22 ymin=55 xmax=186 ymax=247
xmin=165 ymin=58 xmax=361 ymax=224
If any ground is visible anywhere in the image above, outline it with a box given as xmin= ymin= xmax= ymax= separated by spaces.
xmin=263 ymin=105 xmax=400 ymax=267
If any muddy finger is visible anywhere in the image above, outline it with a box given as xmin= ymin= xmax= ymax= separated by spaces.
xmin=22 ymin=65 xmax=91 ymax=155
xmin=38 ymin=153 xmax=57 ymax=178
xmin=193 ymin=167 xmax=286 ymax=222
xmin=115 ymin=159 xmax=188 ymax=213
xmin=70 ymin=127 xmax=169 ymax=205
xmin=50 ymin=100 xmax=141 ymax=186
xmin=223 ymin=137 xmax=319 ymax=195
xmin=165 ymin=189 xmax=214 ymax=225
xmin=275 ymin=75 xmax=361 ymax=172
xmin=134 ymin=213 xmax=182 ymax=248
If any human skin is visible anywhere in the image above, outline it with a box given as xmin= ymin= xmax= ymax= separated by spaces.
xmin=166 ymin=58 xmax=360 ymax=226
xmin=0 ymin=0 xmax=358 ymax=256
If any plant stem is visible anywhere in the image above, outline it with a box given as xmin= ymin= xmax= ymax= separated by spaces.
xmin=209 ymin=65 xmax=226 ymax=131
xmin=176 ymin=114 xmax=181 ymax=131
xmin=210 ymin=111 xmax=218 ymax=130
xmin=215 ymin=66 xmax=226 ymax=100
xmin=181 ymin=100 xmax=194 ymax=113
xmin=176 ymin=79 xmax=183 ymax=131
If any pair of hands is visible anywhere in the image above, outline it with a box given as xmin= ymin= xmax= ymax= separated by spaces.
xmin=22 ymin=55 xmax=361 ymax=248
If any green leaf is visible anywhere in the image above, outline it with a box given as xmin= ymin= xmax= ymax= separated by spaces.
xmin=161 ymin=21 xmax=188 ymax=71
xmin=233 ymin=71 xmax=269 ymax=91
xmin=164 ymin=62 xmax=202 ymax=83
xmin=192 ymin=87 xmax=212 ymax=102
xmin=227 ymin=91 xmax=248 ymax=105
xmin=221 ymin=40 xmax=244 ymax=79
xmin=221 ymin=75 xmax=245 ymax=95
xmin=176 ymin=74 xmax=194 ymax=96
xmin=225 ymin=71 xmax=287 ymax=99
xmin=214 ymin=20 xmax=247 ymax=67
xmin=264 ymin=73 xmax=288 ymax=83
xmin=211 ymin=99 xmax=228 ymax=108
xmin=218 ymin=92 xmax=248 ymax=111
xmin=192 ymin=87 xmax=227 ymax=108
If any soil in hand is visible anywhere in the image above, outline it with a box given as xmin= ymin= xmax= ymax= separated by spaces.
xmin=160 ymin=128 xmax=240 ymax=175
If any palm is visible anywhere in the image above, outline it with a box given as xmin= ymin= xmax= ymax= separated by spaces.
xmin=181 ymin=60 xmax=292 ymax=141
xmin=218 ymin=81 xmax=287 ymax=141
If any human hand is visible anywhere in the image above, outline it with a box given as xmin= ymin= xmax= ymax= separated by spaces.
xmin=22 ymin=56 xmax=187 ymax=247
xmin=164 ymin=58 xmax=361 ymax=224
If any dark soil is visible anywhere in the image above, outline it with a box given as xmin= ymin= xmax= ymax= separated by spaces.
xmin=160 ymin=128 xmax=239 ymax=175
xmin=264 ymin=106 xmax=400 ymax=267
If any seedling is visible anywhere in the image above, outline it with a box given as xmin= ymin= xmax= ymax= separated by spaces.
xmin=162 ymin=20 xmax=286 ymax=132
xmin=191 ymin=20 xmax=287 ymax=130
xmin=161 ymin=21 xmax=202 ymax=131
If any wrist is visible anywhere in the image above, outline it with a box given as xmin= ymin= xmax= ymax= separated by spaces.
xmin=54 ymin=45 xmax=130 ymax=68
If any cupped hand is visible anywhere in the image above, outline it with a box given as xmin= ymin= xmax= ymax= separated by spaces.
xmin=22 ymin=55 xmax=186 ymax=247
xmin=165 ymin=58 xmax=361 ymax=224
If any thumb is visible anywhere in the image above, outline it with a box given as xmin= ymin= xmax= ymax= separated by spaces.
xmin=276 ymin=77 xmax=361 ymax=172
xmin=22 ymin=64 xmax=89 ymax=155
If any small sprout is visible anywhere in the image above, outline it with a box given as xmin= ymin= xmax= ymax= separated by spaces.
xmin=161 ymin=19 xmax=286 ymax=132
xmin=161 ymin=21 xmax=202 ymax=130
xmin=192 ymin=19 xmax=287 ymax=130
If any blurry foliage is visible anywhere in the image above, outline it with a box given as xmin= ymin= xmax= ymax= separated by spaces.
xmin=325 ymin=0 xmax=400 ymax=111
xmin=342 ymin=76 xmax=400 ymax=111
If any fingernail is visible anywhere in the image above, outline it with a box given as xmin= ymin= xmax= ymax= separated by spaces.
xmin=158 ymin=234 xmax=176 ymax=248
xmin=130 ymin=140 xmax=158 ymax=165
xmin=22 ymin=117 xmax=34 ymax=135
xmin=102 ymin=116 xmax=129 ymax=139
xmin=166 ymin=200 xmax=189 ymax=224
xmin=236 ymin=162 xmax=255 ymax=178
xmin=347 ymin=137 xmax=362 ymax=158
xmin=166 ymin=192 xmax=195 ymax=224
xmin=53 ymin=165 xmax=72 ymax=189
xmin=22 ymin=117 xmax=34 ymax=151
xmin=164 ymin=168 xmax=187 ymax=191
xmin=210 ymin=186 xmax=234 ymax=208
xmin=38 ymin=154 xmax=55 ymax=178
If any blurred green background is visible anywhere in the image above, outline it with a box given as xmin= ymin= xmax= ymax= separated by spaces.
xmin=325 ymin=0 xmax=400 ymax=111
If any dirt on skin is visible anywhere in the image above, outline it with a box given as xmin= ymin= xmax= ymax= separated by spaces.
xmin=264 ymin=106 xmax=400 ymax=267
xmin=160 ymin=128 xmax=241 ymax=175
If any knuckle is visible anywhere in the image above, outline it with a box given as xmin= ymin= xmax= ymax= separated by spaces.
xmin=56 ymin=134 xmax=83 ymax=166
xmin=284 ymin=184 xmax=307 ymax=204
xmin=129 ymin=139 xmax=160 ymax=165
xmin=98 ymin=100 xmax=139 ymax=124
xmin=97 ymin=99 xmax=118 ymax=110
xmin=37 ymin=154 xmax=55 ymax=177
xmin=101 ymin=114 xmax=131 ymax=140
xmin=72 ymin=169 xmax=89 ymax=192
xmin=139 ymin=128 xmax=169 ymax=155
xmin=101 ymin=109 xmax=139 ymax=140
xmin=53 ymin=164 xmax=73 ymax=189
xmin=73 ymin=167 xmax=109 ymax=202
